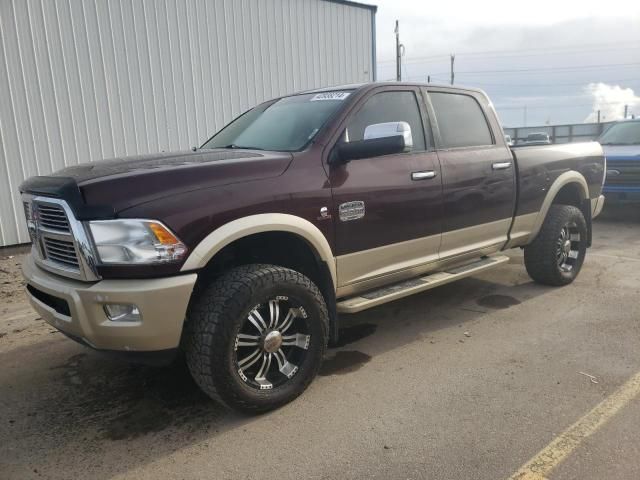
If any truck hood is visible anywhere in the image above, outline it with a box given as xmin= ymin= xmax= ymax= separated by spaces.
xmin=602 ymin=145 xmax=640 ymax=160
xmin=21 ymin=149 xmax=293 ymax=216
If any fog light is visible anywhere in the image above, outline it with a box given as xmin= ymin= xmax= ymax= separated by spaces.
xmin=104 ymin=304 xmax=141 ymax=322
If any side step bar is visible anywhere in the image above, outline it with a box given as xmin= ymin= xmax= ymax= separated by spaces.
xmin=336 ymin=255 xmax=510 ymax=314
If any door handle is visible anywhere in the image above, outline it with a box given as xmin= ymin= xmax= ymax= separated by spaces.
xmin=411 ymin=171 xmax=437 ymax=180
xmin=492 ymin=162 xmax=512 ymax=170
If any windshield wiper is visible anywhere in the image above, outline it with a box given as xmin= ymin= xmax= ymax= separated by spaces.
xmin=221 ymin=144 xmax=265 ymax=150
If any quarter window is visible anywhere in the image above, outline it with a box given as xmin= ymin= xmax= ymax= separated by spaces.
xmin=344 ymin=91 xmax=427 ymax=151
xmin=428 ymin=92 xmax=493 ymax=148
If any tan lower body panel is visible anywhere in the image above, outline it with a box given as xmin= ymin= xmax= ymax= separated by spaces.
xmin=505 ymin=212 xmax=538 ymax=248
xmin=507 ymin=195 xmax=605 ymax=249
xmin=336 ymin=234 xmax=441 ymax=287
xmin=439 ymin=218 xmax=512 ymax=258
xmin=337 ymin=254 xmax=510 ymax=313
xmin=335 ymin=218 xmax=512 ymax=297
xmin=22 ymin=255 xmax=197 ymax=351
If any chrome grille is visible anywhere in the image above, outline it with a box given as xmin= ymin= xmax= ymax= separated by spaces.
xmin=42 ymin=237 xmax=80 ymax=268
xmin=23 ymin=201 xmax=33 ymax=224
xmin=37 ymin=203 xmax=70 ymax=232
xmin=606 ymin=161 xmax=640 ymax=186
xmin=21 ymin=194 xmax=100 ymax=281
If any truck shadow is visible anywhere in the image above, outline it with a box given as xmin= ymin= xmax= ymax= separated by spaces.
xmin=323 ymin=262 xmax=552 ymax=377
xmin=597 ymin=203 xmax=640 ymax=224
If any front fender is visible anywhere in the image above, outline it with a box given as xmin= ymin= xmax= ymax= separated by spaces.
xmin=180 ymin=213 xmax=337 ymax=289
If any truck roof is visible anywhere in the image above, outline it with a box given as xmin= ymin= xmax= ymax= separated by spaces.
xmin=303 ymin=81 xmax=487 ymax=96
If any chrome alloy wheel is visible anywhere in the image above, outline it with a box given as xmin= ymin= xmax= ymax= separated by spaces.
xmin=556 ymin=222 xmax=581 ymax=272
xmin=234 ymin=297 xmax=311 ymax=390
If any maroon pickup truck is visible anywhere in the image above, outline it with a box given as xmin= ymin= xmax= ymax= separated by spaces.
xmin=20 ymin=83 xmax=605 ymax=412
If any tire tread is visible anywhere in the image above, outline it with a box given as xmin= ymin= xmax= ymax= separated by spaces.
xmin=184 ymin=264 xmax=328 ymax=412
xmin=524 ymin=204 xmax=587 ymax=286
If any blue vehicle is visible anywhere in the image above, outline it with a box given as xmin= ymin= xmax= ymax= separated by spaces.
xmin=599 ymin=119 xmax=640 ymax=203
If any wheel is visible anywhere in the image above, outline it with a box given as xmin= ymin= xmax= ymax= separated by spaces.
xmin=524 ymin=204 xmax=588 ymax=286
xmin=184 ymin=264 xmax=328 ymax=413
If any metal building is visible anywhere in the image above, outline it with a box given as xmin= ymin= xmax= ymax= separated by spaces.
xmin=0 ymin=0 xmax=377 ymax=247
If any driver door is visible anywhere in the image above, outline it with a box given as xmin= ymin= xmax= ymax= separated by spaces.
xmin=328 ymin=87 xmax=443 ymax=290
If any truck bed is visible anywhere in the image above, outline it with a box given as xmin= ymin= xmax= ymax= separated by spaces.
xmin=510 ymin=141 xmax=605 ymax=220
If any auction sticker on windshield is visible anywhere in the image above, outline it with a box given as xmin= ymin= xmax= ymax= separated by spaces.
xmin=310 ymin=92 xmax=351 ymax=101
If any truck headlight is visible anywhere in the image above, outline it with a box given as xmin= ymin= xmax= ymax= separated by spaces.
xmin=88 ymin=219 xmax=187 ymax=264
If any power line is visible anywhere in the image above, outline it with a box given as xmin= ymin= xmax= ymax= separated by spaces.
xmin=381 ymin=46 xmax=640 ymax=65
xmin=459 ymin=44 xmax=640 ymax=58
xmin=395 ymin=74 xmax=640 ymax=87
xmin=377 ymin=41 xmax=640 ymax=64
xmin=425 ymin=62 xmax=640 ymax=76
xmin=461 ymin=78 xmax=640 ymax=87
xmin=380 ymin=45 xmax=640 ymax=64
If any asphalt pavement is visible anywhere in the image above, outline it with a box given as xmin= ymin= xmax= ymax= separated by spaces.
xmin=1 ymin=204 xmax=639 ymax=480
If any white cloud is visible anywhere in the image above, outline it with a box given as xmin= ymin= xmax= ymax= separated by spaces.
xmin=371 ymin=0 xmax=640 ymax=124
xmin=583 ymin=83 xmax=640 ymax=122
xmin=374 ymin=0 xmax=640 ymax=59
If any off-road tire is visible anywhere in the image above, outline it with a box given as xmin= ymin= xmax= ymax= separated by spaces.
xmin=524 ymin=204 xmax=588 ymax=286
xmin=184 ymin=264 xmax=328 ymax=413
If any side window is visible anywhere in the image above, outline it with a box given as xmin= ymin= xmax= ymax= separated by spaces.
xmin=344 ymin=91 xmax=427 ymax=151
xmin=428 ymin=92 xmax=494 ymax=148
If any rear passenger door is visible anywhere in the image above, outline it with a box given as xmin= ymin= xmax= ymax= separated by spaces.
xmin=424 ymin=88 xmax=515 ymax=258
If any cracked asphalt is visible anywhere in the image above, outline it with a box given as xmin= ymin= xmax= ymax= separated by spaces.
xmin=1 ymin=204 xmax=639 ymax=479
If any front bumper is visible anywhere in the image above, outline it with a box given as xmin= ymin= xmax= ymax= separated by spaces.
xmin=22 ymin=255 xmax=197 ymax=352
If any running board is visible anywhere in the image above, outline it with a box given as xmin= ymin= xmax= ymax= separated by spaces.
xmin=336 ymin=255 xmax=510 ymax=314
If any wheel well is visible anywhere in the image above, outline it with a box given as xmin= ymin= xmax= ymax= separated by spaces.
xmin=194 ymin=231 xmax=339 ymax=343
xmin=552 ymin=183 xmax=584 ymax=209
xmin=551 ymin=182 xmax=593 ymax=246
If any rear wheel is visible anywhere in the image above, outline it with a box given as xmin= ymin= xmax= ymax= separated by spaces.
xmin=184 ymin=264 xmax=328 ymax=413
xmin=524 ymin=204 xmax=588 ymax=286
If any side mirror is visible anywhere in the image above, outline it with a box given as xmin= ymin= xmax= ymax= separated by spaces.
xmin=335 ymin=135 xmax=408 ymax=163
xmin=332 ymin=121 xmax=413 ymax=164
xmin=364 ymin=121 xmax=413 ymax=150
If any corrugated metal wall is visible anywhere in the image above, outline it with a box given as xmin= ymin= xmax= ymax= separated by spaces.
xmin=0 ymin=0 xmax=375 ymax=247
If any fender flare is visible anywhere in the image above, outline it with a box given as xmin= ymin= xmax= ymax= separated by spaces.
xmin=180 ymin=213 xmax=337 ymax=288
xmin=529 ymin=171 xmax=589 ymax=241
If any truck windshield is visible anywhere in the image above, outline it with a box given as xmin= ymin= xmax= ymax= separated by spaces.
xmin=599 ymin=122 xmax=640 ymax=145
xmin=202 ymin=91 xmax=352 ymax=152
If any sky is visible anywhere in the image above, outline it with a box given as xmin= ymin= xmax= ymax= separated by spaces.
xmin=370 ymin=0 xmax=640 ymax=127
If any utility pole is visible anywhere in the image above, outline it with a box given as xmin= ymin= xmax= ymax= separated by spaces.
xmin=450 ymin=54 xmax=455 ymax=85
xmin=523 ymin=106 xmax=527 ymax=127
xmin=395 ymin=20 xmax=401 ymax=82
xmin=624 ymin=104 xmax=629 ymax=119
xmin=597 ymin=110 xmax=601 ymax=123
xmin=427 ymin=75 xmax=431 ymax=83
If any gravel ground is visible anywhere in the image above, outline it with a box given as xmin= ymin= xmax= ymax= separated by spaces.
xmin=0 ymin=248 xmax=58 ymax=348
xmin=1 ymin=205 xmax=639 ymax=480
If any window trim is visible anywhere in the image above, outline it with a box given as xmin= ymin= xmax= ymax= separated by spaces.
xmin=330 ymin=87 xmax=432 ymax=159
xmin=423 ymin=88 xmax=497 ymax=151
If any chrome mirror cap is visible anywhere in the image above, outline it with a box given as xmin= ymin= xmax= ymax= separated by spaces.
xmin=364 ymin=121 xmax=413 ymax=151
